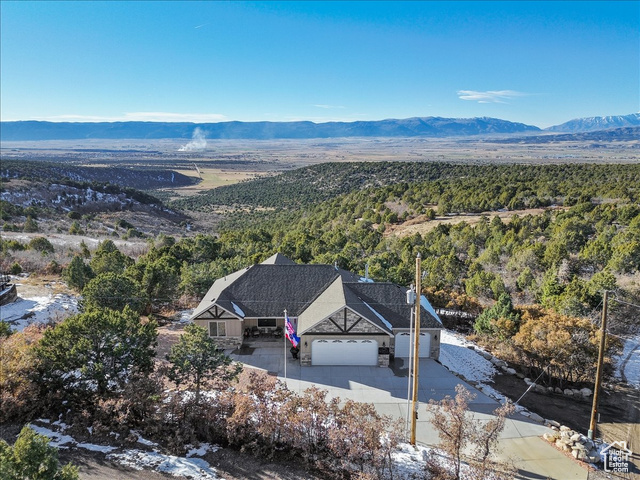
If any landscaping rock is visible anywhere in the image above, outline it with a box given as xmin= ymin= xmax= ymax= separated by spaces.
xmin=543 ymin=433 xmax=559 ymax=442
xmin=546 ymin=419 xmax=561 ymax=428
xmin=580 ymin=387 xmax=592 ymax=397
xmin=554 ymin=387 xmax=563 ymax=394
xmin=534 ymin=384 xmax=547 ymax=394
xmin=506 ymin=368 xmax=517 ymax=375
xmin=563 ymin=389 xmax=574 ymax=396
xmin=516 ymin=372 xmax=525 ymax=379
xmin=529 ymin=412 xmax=544 ymax=423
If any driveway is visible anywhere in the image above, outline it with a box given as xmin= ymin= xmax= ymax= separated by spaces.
xmin=228 ymin=340 xmax=588 ymax=480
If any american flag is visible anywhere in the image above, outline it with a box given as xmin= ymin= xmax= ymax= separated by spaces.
xmin=285 ymin=313 xmax=300 ymax=348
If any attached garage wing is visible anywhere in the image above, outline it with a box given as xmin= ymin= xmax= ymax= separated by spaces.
xmin=311 ymin=339 xmax=379 ymax=366
xmin=394 ymin=332 xmax=431 ymax=358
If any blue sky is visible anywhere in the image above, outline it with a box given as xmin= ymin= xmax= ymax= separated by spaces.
xmin=1 ymin=1 xmax=638 ymax=128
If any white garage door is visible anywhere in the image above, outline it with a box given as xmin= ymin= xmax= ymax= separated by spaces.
xmin=394 ymin=332 xmax=431 ymax=358
xmin=311 ymin=339 xmax=379 ymax=366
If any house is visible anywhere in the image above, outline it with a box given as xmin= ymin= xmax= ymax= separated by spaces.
xmin=191 ymin=253 xmax=442 ymax=367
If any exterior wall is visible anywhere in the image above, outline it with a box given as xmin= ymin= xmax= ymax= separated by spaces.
xmin=243 ymin=318 xmax=285 ymax=329
xmin=299 ymin=308 xmax=392 ymax=367
xmin=391 ymin=328 xmax=441 ymax=360
xmin=299 ymin=333 xmax=391 ymax=366
xmin=193 ymin=317 xmax=244 ymax=350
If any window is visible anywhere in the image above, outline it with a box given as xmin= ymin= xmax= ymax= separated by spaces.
xmin=209 ymin=321 xmax=226 ymax=337
xmin=258 ymin=318 xmax=277 ymax=327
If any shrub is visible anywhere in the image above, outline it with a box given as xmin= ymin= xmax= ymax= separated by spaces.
xmin=0 ymin=425 xmax=78 ymax=480
xmin=9 ymin=262 xmax=22 ymax=275
xmin=28 ymin=237 xmax=54 ymax=254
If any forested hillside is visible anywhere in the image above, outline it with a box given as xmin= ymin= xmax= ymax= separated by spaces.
xmin=173 ymin=162 xmax=640 ymax=212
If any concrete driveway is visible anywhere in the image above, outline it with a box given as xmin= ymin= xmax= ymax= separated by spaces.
xmin=227 ymin=340 xmax=588 ymax=480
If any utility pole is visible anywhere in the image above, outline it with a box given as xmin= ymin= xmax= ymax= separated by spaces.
xmin=410 ymin=252 xmax=422 ymax=446
xmin=588 ymin=291 xmax=608 ymax=440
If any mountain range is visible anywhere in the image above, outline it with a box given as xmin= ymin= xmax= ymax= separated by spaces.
xmin=545 ymin=113 xmax=640 ymax=133
xmin=0 ymin=114 xmax=637 ymax=141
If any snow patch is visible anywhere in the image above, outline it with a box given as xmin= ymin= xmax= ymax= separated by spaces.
xmin=107 ymin=450 xmax=220 ymax=479
xmin=421 ymin=295 xmax=442 ymax=324
xmin=230 ymin=302 xmax=245 ymax=318
xmin=1 ymin=293 xmax=78 ymax=332
xmin=439 ymin=330 xmax=496 ymax=384
xmin=185 ymin=443 xmax=220 ymax=457
xmin=613 ymin=335 xmax=640 ymax=388
xmin=363 ymin=300 xmax=393 ymax=330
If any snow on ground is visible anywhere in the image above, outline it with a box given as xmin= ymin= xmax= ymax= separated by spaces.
xmin=391 ymin=442 xmax=475 ymax=480
xmin=0 ymin=292 xmax=78 ymax=332
xmin=178 ymin=308 xmax=194 ymax=323
xmin=439 ymin=330 xmax=496 ymax=384
xmin=438 ymin=330 xmax=529 ymax=414
xmin=26 ymin=420 xmax=223 ymax=480
xmin=613 ymin=335 xmax=640 ymax=388
xmin=106 ymin=450 xmax=220 ymax=479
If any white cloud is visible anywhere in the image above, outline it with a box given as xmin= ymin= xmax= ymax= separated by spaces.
xmin=27 ymin=112 xmax=227 ymax=123
xmin=457 ymin=90 xmax=528 ymax=104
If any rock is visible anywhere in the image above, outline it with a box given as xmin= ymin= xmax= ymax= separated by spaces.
xmin=524 ymin=378 xmax=533 ymax=385
xmin=572 ymin=447 xmax=587 ymax=461
xmin=506 ymin=368 xmax=517 ymax=375
xmin=516 ymin=372 xmax=525 ymax=379
xmin=564 ymin=389 xmax=574 ymax=396
xmin=546 ymin=419 xmax=561 ymax=428
xmin=560 ymin=425 xmax=572 ymax=432
xmin=580 ymin=387 xmax=592 ymax=397
xmin=543 ymin=433 xmax=559 ymax=442
xmin=534 ymin=384 xmax=547 ymax=394
xmin=529 ymin=412 xmax=544 ymax=422
xmin=572 ymin=389 xmax=582 ymax=396
xmin=547 ymin=386 xmax=555 ymax=393
xmin=554 ymin=387 xmax=563 ymax=394
xmin=481 ymin=351 xmax=492 ymax=360
xmin=570 ymin=433 xmax=582 ymax=442
xmin=466 ymin=345 xmax=475 ymax=350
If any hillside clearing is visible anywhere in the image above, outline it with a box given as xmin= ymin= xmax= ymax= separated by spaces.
xmin=386 ymin=207 xmax=565 ymax=237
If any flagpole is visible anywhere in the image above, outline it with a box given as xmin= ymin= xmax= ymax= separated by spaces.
xmin=284 ymin=309 xmax=287 ymax=386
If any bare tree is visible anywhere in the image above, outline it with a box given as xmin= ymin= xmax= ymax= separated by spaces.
xmin=426 ymin=384 xmax=515 ymax=480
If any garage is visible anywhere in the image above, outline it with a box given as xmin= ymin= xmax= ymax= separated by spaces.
xmin=394 ymin=332 xmax=431 ymax=358
xmin=311 ymin=338 xmax=379 ymax=366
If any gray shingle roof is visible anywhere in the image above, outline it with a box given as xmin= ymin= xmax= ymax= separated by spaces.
xmin=344 ymin=282 xmax=441 ymax=329
xmin=192 ymin=255 xmax=441 ymax=331
xmin=215 ymin=264 xmax=345 ymax=318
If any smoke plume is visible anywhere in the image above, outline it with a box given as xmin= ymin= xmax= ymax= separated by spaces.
xmin=179 ymin=127 xmax=207 ymax=151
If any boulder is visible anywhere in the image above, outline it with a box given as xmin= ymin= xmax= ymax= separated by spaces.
xmin=546 ymin=419 xmax=561 ymax=428
xmin=534 ymin=384 xmax=548 ymax=394
xmin=560 ymin=425 xmax=572 ymax=432
xmin=516 ymin=372 xmax=525 ymax=379
xmin=543 ymin=433 xmax=559 ymax=442
xmin=529 ymin=412 xmax=544 ymax=423
xmin=524 ymin=378 xmax=533 ymax=386
xmin=570 ymin=433 xmax=582 ymax=442
xmin=580 ymin=388 xmax=592 ymax=397
xmin=563 ymin=389 xmax=574 ymax=396
xmin=554 ymin=387 xmax=563 ymax=394
xmin=572 ymin=389 xmax=582 ymax=396
xmin=481 ymin=351 xmax=492 ymax=360
xmin=506 ymin=368 xmax=517 ymax=375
